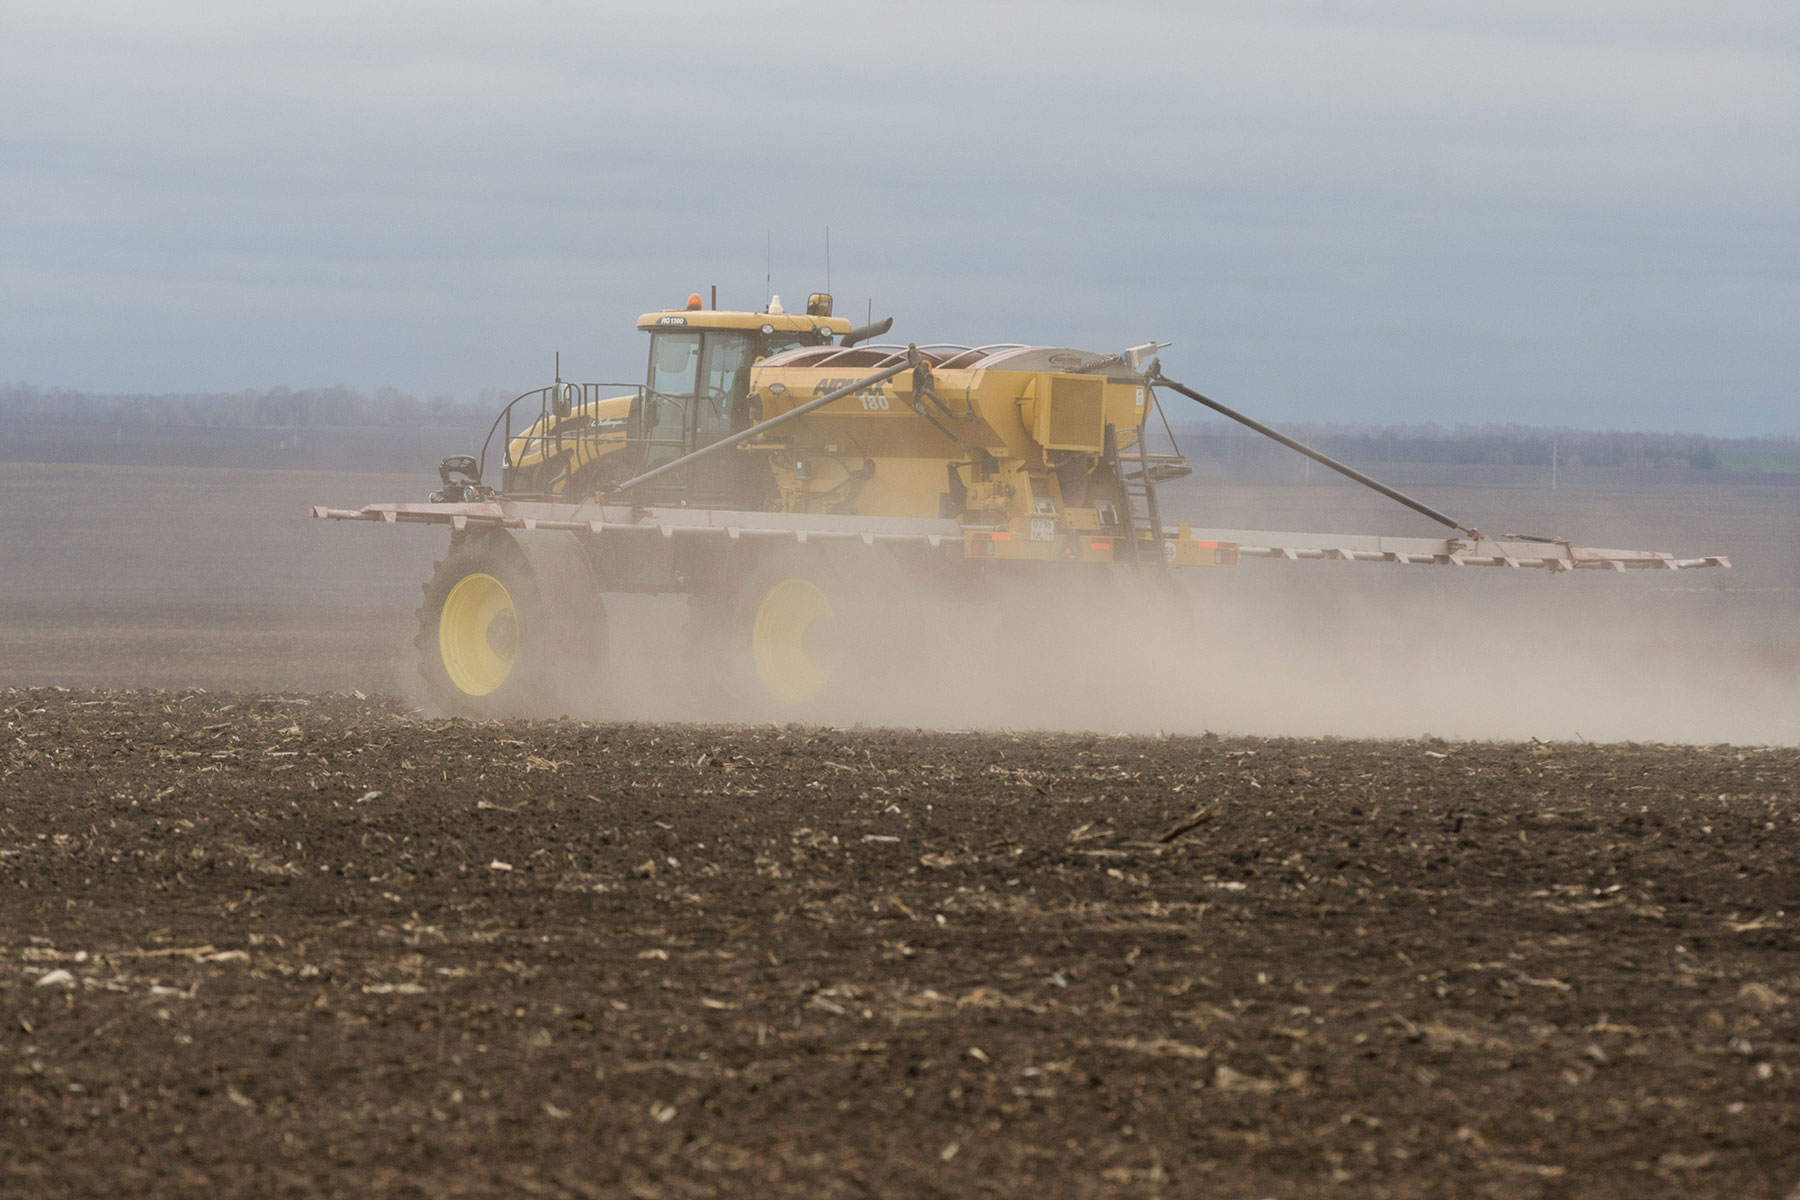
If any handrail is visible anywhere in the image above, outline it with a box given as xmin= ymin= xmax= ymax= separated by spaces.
xmin=476 ymin=381 xmax=645 ymax=492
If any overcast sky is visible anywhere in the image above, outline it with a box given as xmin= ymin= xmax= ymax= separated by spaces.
xmin=3 ymin=1 xmax=1795 ymax=434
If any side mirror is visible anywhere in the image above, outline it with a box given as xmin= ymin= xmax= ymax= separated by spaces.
xmin=552 ymin=381 xmax=574 ymax=419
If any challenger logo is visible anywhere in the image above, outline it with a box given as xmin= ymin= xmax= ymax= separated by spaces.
xmin=812 ymin=378 xmax=891 ymax=412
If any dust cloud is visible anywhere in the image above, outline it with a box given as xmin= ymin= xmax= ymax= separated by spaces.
xmin=949 ymin=572 xmax=1793 ymax=745
xmin=598 ymin=471 xmax=1799 ymax=746
xmin=599 ymin=565 xmax=1798 ymax=746
xmin=2 ymin=462 xmax=1792 ymax=747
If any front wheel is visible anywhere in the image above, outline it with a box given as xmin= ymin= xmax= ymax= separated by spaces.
xmin=414 ymin=531 xmax=607 ymax=717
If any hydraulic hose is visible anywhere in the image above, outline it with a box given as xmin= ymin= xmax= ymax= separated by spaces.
xmin=1146 ymin=363 xmax=1481 ymax=539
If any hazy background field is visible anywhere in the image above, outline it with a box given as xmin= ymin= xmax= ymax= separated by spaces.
xmin=1 ymin=440 xmax=1791 ymax=744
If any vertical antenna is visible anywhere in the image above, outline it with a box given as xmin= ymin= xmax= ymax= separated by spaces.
xmin=766 ymin=231 xmax=772 ymax=307
xmin=825 ymin=225 xmax=831 ymax=293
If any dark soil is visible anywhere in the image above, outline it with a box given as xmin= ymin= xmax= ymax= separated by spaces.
xmin=3 ymin=689 xmax=1797 ymax=1198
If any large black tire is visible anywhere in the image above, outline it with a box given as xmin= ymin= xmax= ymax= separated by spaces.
xmin=687 ymin=543 xmax=922 ymax=719
xmin=414 ymin=531 xmax=608 ymax=718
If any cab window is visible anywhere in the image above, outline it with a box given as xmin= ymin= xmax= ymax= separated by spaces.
xmin=648 ymin=331 xmax=701 ymax=396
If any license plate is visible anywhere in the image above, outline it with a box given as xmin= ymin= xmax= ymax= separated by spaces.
xmin=1029 ymin=517 xmax=1056 ymax=542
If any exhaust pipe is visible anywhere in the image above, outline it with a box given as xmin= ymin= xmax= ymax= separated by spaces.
xmin=841 ymin=316 xmax=894 ymax=347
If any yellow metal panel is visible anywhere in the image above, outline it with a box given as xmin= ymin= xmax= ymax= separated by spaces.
xmin=506 ymin=393 xmax=634 ymax=483
xmin=743 ymin=346 xmax=1190 ymax=529
xmin=1035 ymin=374 xmax=1106 ymax=451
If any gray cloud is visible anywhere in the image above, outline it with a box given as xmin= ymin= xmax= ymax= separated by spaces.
xmin=2 ymin=0 xmax=1795 ymax=432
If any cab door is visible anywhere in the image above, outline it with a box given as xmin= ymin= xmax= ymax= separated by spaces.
xmin=642 ymin=330 xmax=700 ymax=480
xmin=687 ymin=332 xmax=757 ymax=506
xmin=633 ymin=328 xmax=703 ymax=506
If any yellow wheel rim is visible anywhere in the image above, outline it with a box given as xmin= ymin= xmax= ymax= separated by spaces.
xmin=439 ymin=572 xmax=517 ymax=697
xmin=751 ymin=577 xmax=833 ymax=705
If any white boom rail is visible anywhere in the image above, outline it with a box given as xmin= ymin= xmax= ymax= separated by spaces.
xmin=1184 ymin=527 xmax=1729 ymax=571
xmin=309 ymin=502 xmax=1728 ymax=571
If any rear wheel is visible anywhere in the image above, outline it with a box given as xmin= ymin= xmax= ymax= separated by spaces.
xmin=415 ymin=532 xmax=607 ymax=717
xmin=690 ymin=544 xmax=920 ymax=718
xmin=749 ymin=572 xmax=838 ymax=705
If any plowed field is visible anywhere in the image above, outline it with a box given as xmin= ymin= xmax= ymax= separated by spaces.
xmin=5 ymin=689 xmax=1797 ymax=1198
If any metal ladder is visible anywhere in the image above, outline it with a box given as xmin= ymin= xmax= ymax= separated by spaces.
xmin=1103 ymin=421 xmax=1167 ymax=570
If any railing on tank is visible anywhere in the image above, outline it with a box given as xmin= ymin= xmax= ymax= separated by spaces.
xmin=476 ymin=381 xmax=646 ymax=498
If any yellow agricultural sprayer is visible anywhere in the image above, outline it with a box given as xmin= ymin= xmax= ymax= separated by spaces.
xmin=314 ymin=291 xmax=1729 ymax=717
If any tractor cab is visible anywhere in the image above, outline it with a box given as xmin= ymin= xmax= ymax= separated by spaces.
xmin=474 ymin=294 xmax=851 ymax=505
xmin=633 ymin=295 xmax=850 ymax=505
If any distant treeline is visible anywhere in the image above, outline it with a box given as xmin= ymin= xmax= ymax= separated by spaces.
xmin=4 ymin=383 xmax=1797 ymax=472
xmin=1172 ymin=420 xmax=1800 ymax=472
xmin=0 ymin=383 xmax=490 ymax=428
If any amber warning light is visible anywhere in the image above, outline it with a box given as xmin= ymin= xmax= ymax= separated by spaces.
xmin=686 ymin=293 xmax=703 ymax=311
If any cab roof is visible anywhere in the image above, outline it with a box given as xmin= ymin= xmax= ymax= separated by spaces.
xmin=636 ymin=308 xmax=852 ymax=335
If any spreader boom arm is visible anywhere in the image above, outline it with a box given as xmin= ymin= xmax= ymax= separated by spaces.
xmin=1183 ymin=527 xmax=1730 ymax=571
